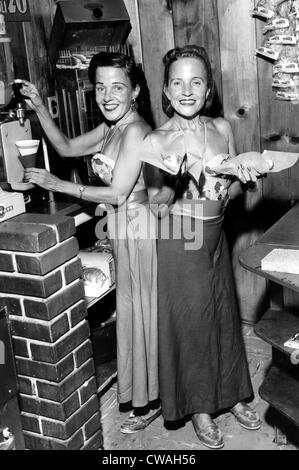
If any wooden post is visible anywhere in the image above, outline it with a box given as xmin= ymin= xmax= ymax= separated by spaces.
xmin=22 ymin=0 xmax=57 ymax=100
xmin=217 ymin=0 xmax=266 ymax=324
xmin=137 ymin=0 xmax=175 ymax=127
xmin=124 ymin=0 xmax=143 ymax=65
xmin=172 ymin=0 xmax=222 ymax=103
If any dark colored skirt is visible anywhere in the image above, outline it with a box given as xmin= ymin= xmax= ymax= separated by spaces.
xmin=158 ymin=214 xmax=253 ymax=422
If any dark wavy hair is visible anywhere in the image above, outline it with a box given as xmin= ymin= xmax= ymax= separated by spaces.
xmin=88 ymin=51 xmax=154 ymax=127
xmin=162 ymin=45 xmax=217 ymax=118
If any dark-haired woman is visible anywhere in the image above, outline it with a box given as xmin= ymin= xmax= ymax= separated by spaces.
xmin=143 ymin=45 xmax=261 ymax=449
xmin=20 ymin=51 xmax=160 ymax=433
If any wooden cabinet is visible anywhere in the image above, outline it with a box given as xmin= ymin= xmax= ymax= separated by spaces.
xmin=240 ymin=204 xmax=299 ymax=440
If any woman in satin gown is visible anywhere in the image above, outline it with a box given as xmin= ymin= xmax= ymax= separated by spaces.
xmin=143 ymin=45 xmax=261 ymax=449
xmin=20 ymin=51 xmax=161 ymax=434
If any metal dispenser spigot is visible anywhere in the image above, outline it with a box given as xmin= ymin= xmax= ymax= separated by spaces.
xmin=12 ymin=80 xmax=25 ymax=126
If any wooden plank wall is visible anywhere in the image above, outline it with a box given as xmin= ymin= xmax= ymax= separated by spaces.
xmin=217 ymin=0 xmax=267 ymax=323
xmin=137 ymin=0 xmax=174 ymax=127
xmin=22 ymin=0 xmax=56 ymax=98
xmin=6 ymin=0 xmax=299 ymax=323
xmin=123 ymin=0 xmax=143 ymax=65
xmin=172 ymin=0 xmax=222 ymax=104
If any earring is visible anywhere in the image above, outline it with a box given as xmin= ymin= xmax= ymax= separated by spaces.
xmin=131 ymin=98 xmax=137 ymax=112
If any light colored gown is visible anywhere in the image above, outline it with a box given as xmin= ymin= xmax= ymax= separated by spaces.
xmin=92 ymin=141 xmax=159 ymax=408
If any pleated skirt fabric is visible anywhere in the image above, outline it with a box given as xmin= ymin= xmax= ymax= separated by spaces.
xmin=157 ymin=214 xmax=253 ymax=422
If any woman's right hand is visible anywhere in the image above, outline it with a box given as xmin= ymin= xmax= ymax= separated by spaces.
xmin=19 ymin=80 xmax=43 ymax=110
xmin=149 ymin=186 xmax=175 ymax=219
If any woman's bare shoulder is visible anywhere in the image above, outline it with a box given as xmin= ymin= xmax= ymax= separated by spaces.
xmin=122 ymin=119 xmax=151 ymax=140
xmin=145 ymin=118 xmax=176 ymax=142
xmin=209 ymin=116 xmax=232 ymax=136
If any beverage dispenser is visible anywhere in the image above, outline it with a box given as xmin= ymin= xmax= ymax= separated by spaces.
xmin=0 ymin=14 xmax=42 ymax=215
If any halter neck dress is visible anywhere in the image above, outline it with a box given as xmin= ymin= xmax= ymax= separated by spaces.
xmin=156 ymin=120 xmax=253 ymax=421
xmin=92 ymin=121 xmax=159 ymax=409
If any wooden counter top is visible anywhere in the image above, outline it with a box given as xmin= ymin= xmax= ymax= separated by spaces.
xmin=240 ymin=202 xmax=299 ymax=293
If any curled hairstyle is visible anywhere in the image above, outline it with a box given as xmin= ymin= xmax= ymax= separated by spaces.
xmin=88 ymin=51 xmax=154 ymax=127
xmin=162 ymin=45 xmax=216 ymax=117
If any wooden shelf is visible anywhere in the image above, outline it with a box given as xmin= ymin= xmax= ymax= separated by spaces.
xmin=259 ymin=365 xmax=299 ymax=427
xmin=96 ymin=359 xmax=117 ymax=394
xmin=254 ymin=308 xmax=299 ymax=356
xmin=85 ymin=284 xmax=115 ymax=309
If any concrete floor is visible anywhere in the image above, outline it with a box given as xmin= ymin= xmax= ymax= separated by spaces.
xmin=99 ymin=326 xmax=299 ymax=451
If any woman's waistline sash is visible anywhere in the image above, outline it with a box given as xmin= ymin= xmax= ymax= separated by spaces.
xmin=170 ymin=198 xmax=226 ymax=220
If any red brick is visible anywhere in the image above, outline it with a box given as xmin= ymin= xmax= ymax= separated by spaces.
xmin=18 ymin=375 xmax=35 ymax=395
xmin=79 ymin=377 xmax=97 ymax=405
xmin=15 ymin=213 xmax=76 ymax=243
xmin=10 ymin=312 xmax=69 ymax=342
xmin=64 ymin=257 xmax=82 ymax=284
xmin=23 ymin=280 xmax=85 ymax=320
xmin=0 ymin=297 xmax=22 ymax=316
xmin=84 ymin=412 xmax=101 ymax=440
xmin=74 ymin=339 xmax=93 ymax=368
xmin=16 ymin=238 xmax=79 ymax=275
xmin=23 ymin=429 xmax=84 ymax=450
xmin=0 ymin=252 xmax=14 ymax=272
xmin=0 ymin=221 xmax=56 ymax=253
xmin=69 ymin=300 xmax=87 ymax=327
xmin=36 ymin=358 xmax=95 ymax=402
xmin=0 ymin=270 xmax=62 ymax=297
xmin=12 ymin=337 xmax=30 ymax=358
xmin=20 ymin=390 xmax=80 ymax=420
xmin=41 ymin=395 xmax=98 ymax=439
xmin=81 ymin=430 xmax=103 ymax=450
xmin=21 ymin=413 xmax=41 ymax=433
xmin=16 ymin=353 xmax=74 ymax=381
xmin=30 ymin=322 xmax=90 ymax=364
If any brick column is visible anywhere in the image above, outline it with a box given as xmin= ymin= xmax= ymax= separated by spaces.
xmin=0 ymin=213 xmax=102 ymax=450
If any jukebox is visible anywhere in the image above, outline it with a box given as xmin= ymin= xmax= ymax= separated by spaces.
xmin=48 ymin=0 xmax=131 ymax=149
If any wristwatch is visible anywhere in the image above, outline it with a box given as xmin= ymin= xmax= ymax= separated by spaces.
xmin=78 ymin=185 xmax=86 ymax=199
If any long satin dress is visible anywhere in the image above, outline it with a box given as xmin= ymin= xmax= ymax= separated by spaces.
xmin=157 ymin=122 xmax=253 ymax=421
xmin=92 ymin=152 xmax=159 ymax=408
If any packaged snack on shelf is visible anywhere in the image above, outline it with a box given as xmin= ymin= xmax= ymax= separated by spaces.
xmin=272 ymin=73 xmax=295 ymax=87
xmin=256 ymin=45 xmax=281 ymax=60
xmin=252 ymin=0 xmax=277 ymax=20
xmin=78 ymin=249 xmax=115 ymax=288
xmin=81 ymin=266 xmax=109 ymax=298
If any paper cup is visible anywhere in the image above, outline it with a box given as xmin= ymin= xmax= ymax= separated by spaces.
xmin=15 ymin=139 xmax=40 ymax=157
xmin=18 ymin=153 xmax=37 ymax=168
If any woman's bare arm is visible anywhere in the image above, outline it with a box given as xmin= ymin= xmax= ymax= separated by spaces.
xmin=20 ymin=80 xmax=106 ymax=157
xmin=24 ymin=122 xmax=149 ymax=206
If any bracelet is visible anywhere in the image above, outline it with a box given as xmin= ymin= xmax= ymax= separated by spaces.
xmin=78 ymin=185 xmax=86 ymax=199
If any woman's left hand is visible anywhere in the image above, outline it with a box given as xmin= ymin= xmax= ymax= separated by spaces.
xmin=237 ymin=164 xmax=260 ymax=184
xmin=24 ymin=168 xmax=61 ymax=191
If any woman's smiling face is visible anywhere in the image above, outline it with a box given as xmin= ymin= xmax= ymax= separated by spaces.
xmin=165 ymin=57 xmax=210 ymax=119
xmin=95 ymin=66 xmax=138 ymax=122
